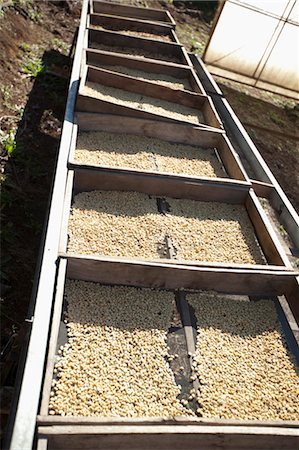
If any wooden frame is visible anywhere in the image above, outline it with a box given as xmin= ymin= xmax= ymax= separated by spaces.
xmin=36 ymin=423 xmax=299 ymax=450
xmin=87 ymin=28 xmax=192 ymax=66
xmin=77 ymin=65 xmax=223 ymax=129
xmin=73 ymin=112 xmax=248 ymax=181
xmin=58 ymin=161 xmax=293 ymax=276
xmin=90 ymin=0 xmax=176 ymax=27
xmin=88 ymin=13 xmax=179 ymax=43
xmin=7 ymin=2 xmax=299 ymax=450
xmin=85 ymin=49 xmax=206 ymax=94
xmin=36 ymin=261 xmax=299 ymax=450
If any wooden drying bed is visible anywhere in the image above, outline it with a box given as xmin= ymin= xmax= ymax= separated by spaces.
xmin=77 ymin=66 xmax=222 ymax=128
xmin=88 ymin=13 xmax=179 ymax=43
xmin=72 ymin=113 xmax=247 ymax=180
xmin=85 ymin=50 xmax=205 ymax=94
xmin=90 ymin=0 xmax=176 ymax=26
xmin=36 ymin=261 xmax=299 ymax=450
xmin=87 ymin=29 xmax=191 ymax=65
xmin=8 ymin=1 xmax=299 ymax=450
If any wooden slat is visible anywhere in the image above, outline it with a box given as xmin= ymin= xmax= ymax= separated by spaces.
xmin=85 ymin=49 xmax=205 ymax=94
xmin=37 ymin=415 xmax=299 ymax=428
xmin=246 ymin=190 xmax=291 ymax=267
xmin=37 ymin=424 xmax=299 ymax=450
xmin=65 ymin=255 xmax=295 ymax=296
xmin=39 ymin=260 xmax=67 ymax=416
xmin=285 ymin=276 xmax=299 ymax=327
xmin=250 ymin=179 xmax=275 ymax=198
xmin=71 ymin=165 xmax=250 ymax=203
xmin=76 ymin=112 xmax=224 ymax=147
xmin=91 ymin=0 xmax=176 ymax=26
xmin=217 ymin=134 xmax=249 ymax=181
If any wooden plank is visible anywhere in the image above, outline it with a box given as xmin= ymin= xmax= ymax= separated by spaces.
xmin=76 ymin=94 xmax=222 ymax=130
xmin=76 ymin=112 xmax=224 ymax=147
xmin=217 ymin=134 xmax=249 ymax=181
xmin=58 ymin=171 xmax=73 ymax=254
xmin=71 ymin=165 xmax=250 ymax=203
xmin=37 ymin=415 xmax=299 ymax=428
xmin=87 ymin=29 xmax=190 ymax=65
xmin=89 ymin=13 xmax=176 ymax=41
xmin=85 ymin=49 xmax=205 ymax=94
xmin=7 ymin=1 xmax=89 ymax=448
xmin=246 ymin=190 xmax=291 ymax=268
xmin=250 ymin=179 xmax=275 ymax=198
xmin=285 ymin=276 xmax=299 ymax=327
xmin=39 ymin=260 xmax=67 ymax=416
xmin=37 ymin=424 xmax=299 ymax=450
xmin=36 ymin=436 xmax=48 ymax=450
xmin=91 ymin=0 xmax=176 ymax=26
xmin=65 ymin=255 xmax=295 ymax=296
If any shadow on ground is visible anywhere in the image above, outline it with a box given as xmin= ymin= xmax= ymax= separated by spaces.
xmin=0 ymin=49 xmax=72 ymax=435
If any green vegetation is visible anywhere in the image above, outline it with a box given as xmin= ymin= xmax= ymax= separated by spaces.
xmin=51 ymin=38 xmax=71 ymax=54
xmin=269 ymin=111 xmax=286 ymax=128
xmin=0 ymin=128 xmax=17 ymax=155
xmin=20 ymin=43 xmax=44 ymax=78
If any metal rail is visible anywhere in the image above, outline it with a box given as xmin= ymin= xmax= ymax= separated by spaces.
xmin=7 ymin=1 xmax=89 ymax=449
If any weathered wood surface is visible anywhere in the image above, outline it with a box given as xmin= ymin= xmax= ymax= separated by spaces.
xmin=85 ymin=49 xmax=205 ymax=94
xmin=71 ymin=165 xmax=250 ymax=203
xmin=91 ymin=0 xmax=176 ymax=26
xmin=64 ymin=254 xmax=295 ymax=296
xmin=250 ymin=179 xmax=275 ymax=198
xmin=39 ymin=260 xmax=67 ymax=416
xmin=37 ymin=424 xmax=299 ymax=450
xmin=76 ymin=112 xmax=224 ymax=147
xmin=37 ymin=415 xmax=299 ymax=428
xmin=246 ymin=190 xmax=291 ymax=268
xmin=285 ymin=276 xmax=299 ymax=328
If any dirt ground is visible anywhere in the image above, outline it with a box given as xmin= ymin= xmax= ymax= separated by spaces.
xmin=0 ymin=0 xmax=298 ymax=438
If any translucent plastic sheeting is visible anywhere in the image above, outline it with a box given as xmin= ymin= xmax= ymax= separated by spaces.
xmin=203 ymin=0 xmax=299 ymax=99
